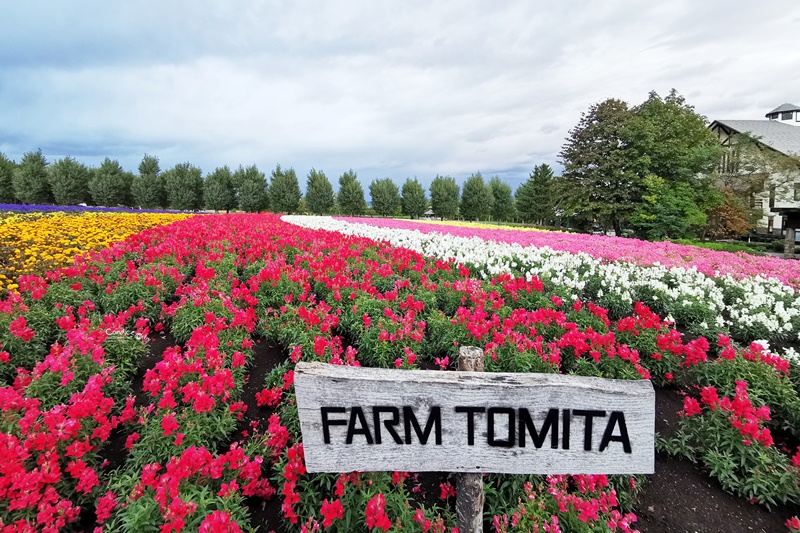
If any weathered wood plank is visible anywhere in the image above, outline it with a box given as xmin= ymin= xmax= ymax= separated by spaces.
xmin=294 ymin=362 xmax=655 ymax=474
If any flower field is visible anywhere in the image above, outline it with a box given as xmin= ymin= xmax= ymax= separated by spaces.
xmin=1 ymin=213 xmax=800 ymax=531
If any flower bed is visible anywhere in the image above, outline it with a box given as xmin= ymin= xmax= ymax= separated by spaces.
xmin=2 ymin=213 xmax=800 ymax=531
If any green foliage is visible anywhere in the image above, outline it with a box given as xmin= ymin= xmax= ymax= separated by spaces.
xmin=269 ymin=164 xmax=302 ymax=213
xmin=162 ymin=162 xmax=203 ymax=210
xmin=0 ymin=152 xmax=16 ymax=203
xmin=131 ymin=154 xmax=165 ymax=208
xmin=337 ymin=169 xmax=367 ymax=216
xmin=203 ymin=165 xmax=236 ymax=212
xmin=489 ymin=176 xmax=514 ymax=222
xmin=13 ymin=149 xmax=52 ymax=204
xmin=429 ymin=175 xmax=459 ymax=219
xmin=628 ymin=175 xmax=708 ymax=240
xmin=234 ymin=164 xmax=269 ymax=212
xmin=460 ymin=172 xmax=493 ymax=221
xmin=305 ymin=168 xmax=335 ymax=214
xmin=48 ymin=156 xmax=91 ymax=205
xmin=515 ymin=164 xmax=555 ymax=224
xmin=369 ymin=177 xmax=401 ymax=217
xmin=401 ymin=177 xmax=427 ymax=219
xmin=89 ymin=158 xmax=134 ymax=207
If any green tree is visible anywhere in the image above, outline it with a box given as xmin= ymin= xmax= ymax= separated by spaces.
xmin=628 ymin=175 xmax=709 ymax=240
xmin=48 ymin=156 xmax=90 ymax=205
xmin=369 ymin=178 xmax=401 ymax=217
xmin=305 ymin=168 xmax=335 ymax=215
xmin=429 ymin=175 xmax=460 ymax=220
xmin=89 ymin=158 xmax=134 ymax=207
xmin=234 ymin=165 xmax=269 ymax=212
xmin=489 ymin=176 xmax=514 ymax=222
xmin=132 ymin=154 xmax=165 ymax=208
xmin=401 ymin=178 xmax=427 ymax=219
xmin=269 ymin=165 xmax=301 ymax=214
xmin=337 ymin=169 xmax=367 ymax=216
xmin=163 ymin=162 xmax=203 ymax=210
xmin=515 ymin=164 xmax=555 ymax=224
xmin=13 ymin=149 xmax=52 ymax=204
xmin=203 ymin=166 xmax=236 ymax=212
xmin=559 ymin=99 xmax=648 ymax=235
xmin=0 ymin=152 xmax=17 ymax=203
xmin=459 ymin=172 xmax=493 ymax=221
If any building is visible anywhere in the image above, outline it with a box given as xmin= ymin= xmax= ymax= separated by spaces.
xmin=709 ymin=103 xmax=800 ymax=234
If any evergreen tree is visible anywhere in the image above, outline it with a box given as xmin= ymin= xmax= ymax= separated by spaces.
xmin=0 ymin=152 xmax=17 ymax=203
xmin=234 ymin=165 xmax=269 ymax=212
xmin=459 ymin=172 xmax=493 ymax=221
xmin=163 ymin=162 xmax=203 ymax=210
xmin=269 ymin=165 xmax=301 ymax=213
xmin=13 ymin=149 xmax=52 ymax=204
xmin=203 ymin=166 xmax=236 ymax=212
xmin=515 ymin=164 xmax=555 ymax=224
xmin=305 ymin=168 xmax=335 ymax=215
xmin=489 ymin=176 xmax=514 ymax=222
xmin=429 ymin=175 xmax=459 ymax=220
xmin=337 ymin=169 xmax=367 ymax=216
xmin=369 ymin=178 xmax=401 ymax=217
xmin=89 ymin=158 xmax=134 ymax=207
xmin=132 ymin=154 xmax=165 ymax=208
xmin=48 ymin=156 xmax=90 ymax=205
xmin=401 ymin=178 xmax=427 ymax=219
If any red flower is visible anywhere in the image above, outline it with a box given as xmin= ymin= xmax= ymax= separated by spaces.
xmin=320 ymin=498 xmax=344 ymax=528
xmin=682 ymin=397 xmax=702 ymax=417
xmin=365 ymin=493 xmax=392 ymax=531
xmin=161 ymin=413 xmax=180 ymax=436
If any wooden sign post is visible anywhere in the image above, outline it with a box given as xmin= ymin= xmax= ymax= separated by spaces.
xmin=294 ymin=351 xmax=655 ymax=532
xmin=455 ymin=346 xmax=485 ymax=533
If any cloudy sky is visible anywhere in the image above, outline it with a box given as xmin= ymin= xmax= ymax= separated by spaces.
xmin=1 ymin=1 xmax=799 ymax=192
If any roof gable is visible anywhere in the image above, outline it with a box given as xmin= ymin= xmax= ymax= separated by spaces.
xmin=711 ymin=119 xmax=800 ymax=156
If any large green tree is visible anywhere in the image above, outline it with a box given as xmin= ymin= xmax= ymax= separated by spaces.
xmin=429 ymin=175 xmax=459 ymax=220
xmin=203 ymin=166 xmax=236 ymax=212
xmin=49 ymin=156 xmax=91 ymax=205
xmin=305 ymin=168 xmax=335 ymax=215
xmin=13 ymin=150 xmax=52 ymax=204
xmin=459 ymin=172 xmax=493 ymax=221
xmin=163 ymin=162 xmax=203 ymax=210
xmin=515 ymin=164 xmax=555 ymax=225
xmin=132 ymin=154 xmax=165 ymax=208
xmin=0 ymin=152 xmax=17 ymax=203
xmin=628 ymin=175 xmax=709 ymax=240
xmin=369 ymin=178 xmax=401 ymax=217
xmin=559 ymin=98 xmax=648 ymax=235
xmin=401 ymin=178 xmax=427 ymax=219
xmin=489 ymin=176 xmax=514 ymax=222
xmin=234 ymin=165 xmax=269 ymax=212
xmin=337 ymin=170 xmax=367 ymax=216
xmin=269 ymin=165 xmax=301 ymax=214
xmin=89 ymin=158 xmax=134 ymax=207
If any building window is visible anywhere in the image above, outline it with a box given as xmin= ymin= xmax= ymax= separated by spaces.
xmin=769 ymin=186 xmax=776 ymax=209
xmin=782 ymin=111 xmax=794 ymax=120
xmin=768 ymin=113 xmax=779 ymax=120
xmin=795 ymin=183 xmax=800 ymax=201
xmin=768 ymin=217 xmax=775 ymax=233
xmin=754 ymin=199 xmax=764 ymax=210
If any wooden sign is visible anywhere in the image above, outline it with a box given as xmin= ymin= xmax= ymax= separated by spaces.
xmin=294 ymin=362 xmax=655 ymax=475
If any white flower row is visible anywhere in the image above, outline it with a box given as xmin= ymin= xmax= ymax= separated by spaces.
xmin=283 ymin=216 xmax=800 ymax=343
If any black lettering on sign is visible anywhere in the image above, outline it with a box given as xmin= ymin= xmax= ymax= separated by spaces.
xmin=572 ymin=410 xmax=606 ymax=451
xmin=372 ymin=406 xmax=403 ymax=444
xmin=562 ymin=409 xmax=571 ymax=450
xmin=346 ymin=406 xmax=374 ymax=444
xmin=403 ymin=406 xmax=442 ymax=445
xmin=519 ymin=408 xmax=559 ymax=449
xmin=455 ymin=406 xmax=485 ymax=445
xmin=599 ymin=410 xmax=632 ymax=453
xmin=321 ymin=407 xmax=346 ymax=444
xmin=487 ymin=407 xmax=515 ymax=447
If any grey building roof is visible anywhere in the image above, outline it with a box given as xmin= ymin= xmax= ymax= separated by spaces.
xmin=767 ymin=103 xmax=800 ymax=115
xmin=711 ymin=119 xmax=800 ymax=156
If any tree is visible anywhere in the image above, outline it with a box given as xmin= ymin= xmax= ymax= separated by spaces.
xmin=234 ymin=165 xmax=269 ymax=212
xmin=559 ymin=99 xmax=648 ymax=235
xmin=337 ymin=169 xmax=367 ymax=216
xmin=89 ymin=158 xmax=134 ymax=207
xmin=459 ymin=172 xmax=493 ymax=221
xmin=0 ymin=152 xmax=16 ymax=203
xmin=132 ymin=154 xmax=165 ymax=209
xmin=369 ymin=178 xmax=401 ymax=217
xmin=305 ymin=168 xmax=335 ymax=215
xmin=628 ymin=175 xmax=709 ymax=240
xmin=163 ymin=162 xmax=203 ymax=210
xmin=489 ymin=176 xmax=514 ymax=222
xmin=48 ymin=156 xmax=90 ymax=205
xmin=703 ymin=187 xmax=757 ymax=239
xmin=13 ymin=149 xmax=52 ymax=204
xmin=269 ymin=165 xmax=301 ymax=213
xmin=515 ymin=164 xmax=555 ymax=224
xmin=429 ymin=175 xmax=459 ymax=220
xmin=203 ymin=166 xmax=236 ymax=212
xmin=401 ymin=178 xmax=427 ymax=219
